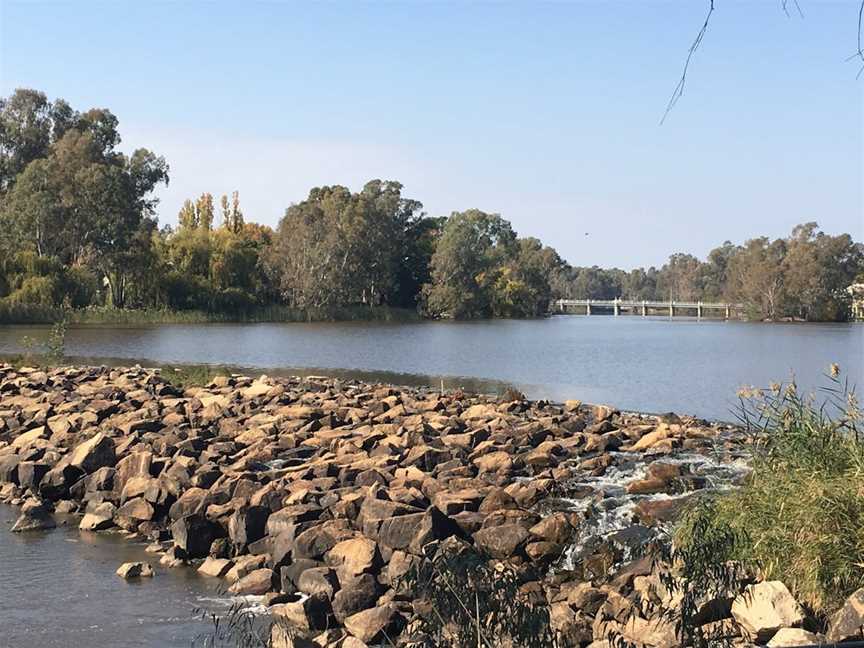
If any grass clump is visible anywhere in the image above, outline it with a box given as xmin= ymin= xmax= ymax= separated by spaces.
xmin=163 ymin=364 xmax=232 ymax=389
xmin=674 ymin=368 xmax=864 ymax=617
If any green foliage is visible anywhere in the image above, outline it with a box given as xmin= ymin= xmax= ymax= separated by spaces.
xmin=264 ymin=180 xmax=426 ymax=310
xmin=1 ymin=87 xmax=861 ymax=323
xmin=400 ymin=542 xmax=554 ymax=648
xmin=45 ymin=319 xmax=67 ymax=362
xmin=163 ymin=364 xmax=231 ymax=389
xmin=558 ymin=224 xmax=863 ymax=321
xmin=673 ymin=371 xmax=864 ymax=617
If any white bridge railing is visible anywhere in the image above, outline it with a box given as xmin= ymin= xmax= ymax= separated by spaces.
xmin=552 ymin=299 xmax=743 ymax=318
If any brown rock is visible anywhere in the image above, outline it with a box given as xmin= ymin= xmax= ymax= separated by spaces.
xmin=228 ymin=568 xmax=276 ymax=595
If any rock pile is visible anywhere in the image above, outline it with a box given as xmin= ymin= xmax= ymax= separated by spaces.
xmin=1 ymin=363 xmax=749 ymax=646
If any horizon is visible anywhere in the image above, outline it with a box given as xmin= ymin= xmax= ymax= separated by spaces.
xmin=1 ymin=1 xmax=862 ymax=269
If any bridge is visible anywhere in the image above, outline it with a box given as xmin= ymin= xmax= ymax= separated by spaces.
xmin=552 ymin=298 xmax=743 ymax=319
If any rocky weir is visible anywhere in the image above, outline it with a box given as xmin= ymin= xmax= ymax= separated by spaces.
xmin=0 ymin=363 xmax=754 ymax=647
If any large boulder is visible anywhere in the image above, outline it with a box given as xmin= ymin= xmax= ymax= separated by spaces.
xmin=332 ymin=574 xmax=380 ymax=622
xmin=79 ymin=501 xmax=117 ymax=531
xmin=68 ymin=432 xmax=116 ymax=473
xmin=171 ymin=514 xmax=225 ymax=558
xmin=343 ymin=604 xmax=399 ymax=643
xmin=327 ymin=537 xmax=380 ymax=579
xmin=228 ymin=506 xmax=270 ymax=548
xmin=473 ymin=523 xmax=530 ymax=559
xmin=39 ymin=463 xmax=84 ymax=500
xmin=827 ymin=587 xmax=864 ymax=643
xmin=11 ymin=500 xmax=55 ymax=532
xmin=228 ymin=568 xmax=276 ymax=595
xmin=730 ymin=581 xmax=805 ymax=643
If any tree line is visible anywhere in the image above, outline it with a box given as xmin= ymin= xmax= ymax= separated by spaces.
xmin=1 ymin=89 xmax=861 ymax=322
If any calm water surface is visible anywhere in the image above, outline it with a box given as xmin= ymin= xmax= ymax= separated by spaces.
xmin=0 ymin=506 xmax=227 ymax=648
xmin=0 ymin=316 xmax=860 ymax=421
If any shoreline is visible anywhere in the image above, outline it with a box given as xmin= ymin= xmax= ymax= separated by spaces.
xmin=0 ymin=363 xmax=749 ymax=646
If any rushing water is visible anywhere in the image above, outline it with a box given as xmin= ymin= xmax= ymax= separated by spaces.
xmin=0 ymin=505 xmax=245 ymax=648
xmin=1 ymin=316 xmax=861 ymax=421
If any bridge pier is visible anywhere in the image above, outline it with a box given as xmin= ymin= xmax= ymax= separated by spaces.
xmin=586 ymin=299 xmax=591 ymax=316
xmin=669 ymin=301 xmax=674 ymax=318
xmin=725 ymin=304 xmax=730 ymax=320
xmin=641 ymin=300 xmax=646 ymax=317
xmin=697 ymin=301 xmax=702 ymax=319
xmin=613 ymin=298 xmax=619 ymax=316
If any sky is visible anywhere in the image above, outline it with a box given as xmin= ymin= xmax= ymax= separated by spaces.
xmin=1 ymin=0 xmax=862 ymax=269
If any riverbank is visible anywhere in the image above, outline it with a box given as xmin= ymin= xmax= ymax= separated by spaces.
xmin=0 ymin=303 xmax=423 ymax=325
xmin=0 ymin=362 xmax=753 ymax=646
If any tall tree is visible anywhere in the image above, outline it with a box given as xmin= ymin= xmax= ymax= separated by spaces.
xmin=422 ymin=209 xmax=516 ymax=318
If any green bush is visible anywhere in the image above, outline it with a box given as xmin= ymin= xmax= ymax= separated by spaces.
xmin=674 ymin=370 xmax=864 ymax=616
xmin=8 ymin=275 xmax=61 ymax=306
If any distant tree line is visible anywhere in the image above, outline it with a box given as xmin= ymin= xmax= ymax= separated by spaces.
xmin=557 ymin=225 xmax=864 ymax=321
xmin=1 ymin=89 xmax=861 ymax=322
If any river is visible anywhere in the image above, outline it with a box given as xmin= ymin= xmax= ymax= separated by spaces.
xmin=0 ymin=505 xmax=244 ymax=648
xmin=0 ymin=316 xmax=861 ymax=646
xmin=0 ymin=316 xmax=861 ymax=421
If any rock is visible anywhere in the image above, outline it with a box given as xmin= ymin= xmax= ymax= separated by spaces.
xmin=827 ymin=587 xmax=864 ymax=643
xmin=297 ymin=567 xmax=339 ymax=599
xmin=228 ymin=568 xmax=276 ymax=595
xmin=228 ymin=505 xmax=270 ymax=548
xmin=332 ymin=574 xmax=380 ymax=622
xmin=116 ymin=562 xmax=154 ymax=579
xmin=11 ymin=500 xmax=56 ymax=532
xmin=270 ymin=622 xmax=317 ymax=648
xmin=171 ymin=514 xmax=225 ymax=558
xmin=327 ymin=537 xmax=380 ymax=578
xmin=730 ymin=581 xmax=805 ymax=643
xmin=473 ymin=523 xmax=530 ymax=559
xmin=17 ymin=461 xmax=50 ymax=491
xmin=115 ymin=497 xmax=155 ymax=523
xmin=473 ymin=451 xmax=513 ymax=474
xmin=0 ymin=455 xmax=21 ymax=484
xmin=198 ymin=557 xmax=234 ymax=578
xmin=530 ymin=512 xmax=574 ymax=545
xmin=79 ymin=501 xmax=117 ymax=531
xmin=39 ymin=463 xmax=84 ymax=500
xmin=226 ymin=554 xmax=269 ymax=583
xmin=766 ymin=628 xmax=824 ymax=647
xmin=343 ymin=604 xmax=398 ymax=643
xmin=69 ymin=432 xmax=116 ymax=473
xmin=272 ymin=593 xmax=330 ymax=633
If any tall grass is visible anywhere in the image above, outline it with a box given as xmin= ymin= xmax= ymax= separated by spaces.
xmin=674 ymin=368 xmax=864 ymax=617
xmin=0 ymin=302 xmax=422 ymax=325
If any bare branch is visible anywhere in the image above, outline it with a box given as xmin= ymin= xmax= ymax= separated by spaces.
xmin=781 ymin=0 xmax=804 ymax=19
xmin=856 ymin=0 xmax=864 ymax=78
xmin=660 ymin=0 xmax=715 ymax=125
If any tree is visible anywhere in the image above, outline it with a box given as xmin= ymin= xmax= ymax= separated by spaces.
xmin=657 ymin=253 xmax=703 ymax=301
xmin=782 ymin=223 xmax=863 ymax=321
xmin=422 ymin=209 xmax=516 ymax=318
xmin=265 ymin=180 xmax=424 ymax=310
xmin=726 ymin=237 xmax=787 ymax=320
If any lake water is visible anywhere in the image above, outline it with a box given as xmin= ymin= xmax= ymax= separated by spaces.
xmin=0 ymin=505 xmax=234 ymax=648
xmin=1 ymin=316 xmax=861 ymax=421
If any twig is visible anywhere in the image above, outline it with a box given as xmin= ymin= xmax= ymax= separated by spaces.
xmin=781 ymin=0 xmax=804 ymax=19
xmin=661 ymin=0 xmax=715 ymax=125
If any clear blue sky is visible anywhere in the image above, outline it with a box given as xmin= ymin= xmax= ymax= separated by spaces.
xmin=1 ymin=0 xmax=861 ymax=268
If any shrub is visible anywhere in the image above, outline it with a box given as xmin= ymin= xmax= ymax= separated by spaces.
xmin=673 ymin=370 xmax=864 ymax=617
